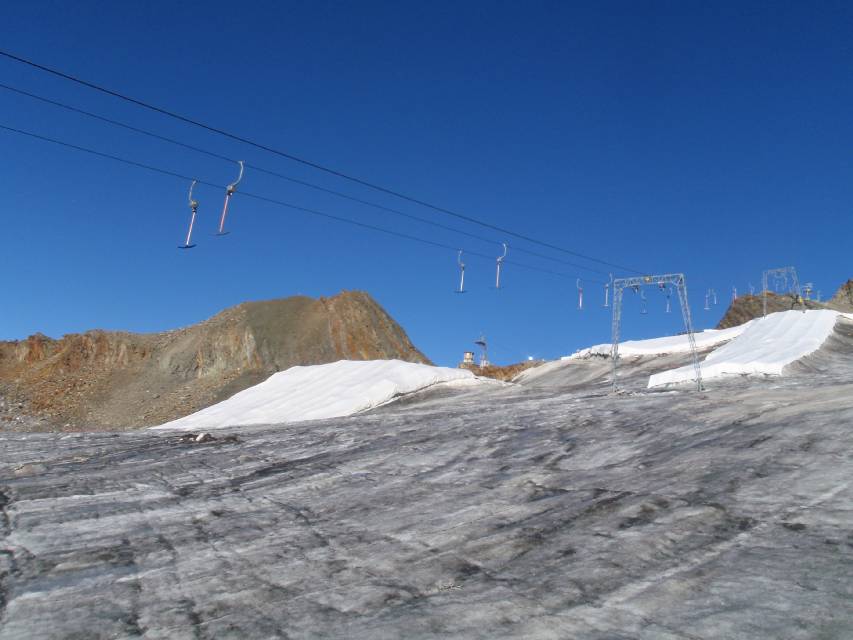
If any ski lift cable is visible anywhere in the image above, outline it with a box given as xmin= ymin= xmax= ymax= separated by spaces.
xmin=0 ymin=122 xmax=454 ymax=251
xmin=0 ymin=50 xmax=643 ymax=275
xmin=0 ymin=123 xmax=606 ymax=283
xmin=0 ymin=82 xmax=612 ymax=277
xmin=242 ymin=189 xmax=607 ymax=282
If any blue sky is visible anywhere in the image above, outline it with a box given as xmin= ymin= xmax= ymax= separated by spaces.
xmin=1 ymin=1 xmax=851 ymax=366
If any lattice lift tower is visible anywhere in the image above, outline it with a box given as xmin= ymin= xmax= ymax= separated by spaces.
xmin=762 ymin=266 xmax=804 ymax=316
xmin=610 ymin=273 xmax=703 ymax=392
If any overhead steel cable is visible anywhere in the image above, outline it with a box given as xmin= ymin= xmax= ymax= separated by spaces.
xmin=0 ymin=123 xmax=603 ymax=283
xmin=0 ymin=49 xmax=642 ymax=275
xmin=0 ymin=81 xmax=609 ymax=276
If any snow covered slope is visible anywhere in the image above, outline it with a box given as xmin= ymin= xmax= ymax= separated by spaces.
xmin=649 ymin=310 xmax=846 ymax=387
xmin=568 ymin=322 xmax=751 ymax=359
xmin=513 ymin=323 xmax=751 ymax=385
xmin=151 ymin=360 xmax=485 ymax=431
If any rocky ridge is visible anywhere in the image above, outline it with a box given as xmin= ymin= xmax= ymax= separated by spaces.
xmin=830 ymin=278 xmax=853 ymax=309
xmin=0 ymin=291 xmax=429 ymax=431
xmin=716 ymin=278 xmax=853 ymax=329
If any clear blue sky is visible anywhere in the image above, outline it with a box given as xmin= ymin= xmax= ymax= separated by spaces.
xmin=1 ymin=1 xmax=851 ymax=366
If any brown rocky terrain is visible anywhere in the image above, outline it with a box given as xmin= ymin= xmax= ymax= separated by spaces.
xmin=460 ymin=360 xmax=544 ymax=381
xmin=716 ymin=279 xmax=853 ymax=329
xmin=0 ymin=291 xmax=429 ymax=431
xmin=830 ymin=278 xmax=853 ymax=309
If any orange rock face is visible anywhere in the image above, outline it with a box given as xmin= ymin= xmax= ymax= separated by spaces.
xmin=0 ymin=291 xmax=430 ymax=431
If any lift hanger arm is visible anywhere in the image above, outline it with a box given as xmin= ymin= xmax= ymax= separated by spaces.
xmin=180 ymin=179 xmax=199 ymax=249
xmin=218 ymin=161 xmax=245 ymax=235
xmin=227 ymin=160 xmax=244 ymax=194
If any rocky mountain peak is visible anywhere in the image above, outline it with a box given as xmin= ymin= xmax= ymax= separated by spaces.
xmin=0 ymin=291 xmax=429 ymax=430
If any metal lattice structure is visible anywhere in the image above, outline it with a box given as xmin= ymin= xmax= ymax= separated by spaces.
xmin=762 ymin=266 xmax=803 ymax=316
xmin=611 ymin=273 xmax=703 ymax=392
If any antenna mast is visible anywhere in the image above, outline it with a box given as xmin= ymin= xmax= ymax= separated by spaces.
xmin=474 ymin=335 xmax=489 ymax=368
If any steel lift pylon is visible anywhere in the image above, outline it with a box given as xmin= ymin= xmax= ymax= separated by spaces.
xmin=610 ymin=273 xmax=703 ymax=392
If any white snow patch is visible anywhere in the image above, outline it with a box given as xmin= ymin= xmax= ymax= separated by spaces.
xmin=649 ymin=310 xmax=844 ymax=387
xmin=567 ymin=323 xmax=752 ymax=360
xmin=151 ymin=360 xmax=489 ymax=431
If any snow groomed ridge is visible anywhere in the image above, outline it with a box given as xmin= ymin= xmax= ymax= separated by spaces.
xmin=151 ymin=360 xmax=493 ymax=430
xmin=649 ymin=310 xmax=851 ymax=387
xmin=153 ymin=310 xmax=852 ymax=432
xmin=567 ymin=323 xmax=751 ymax=359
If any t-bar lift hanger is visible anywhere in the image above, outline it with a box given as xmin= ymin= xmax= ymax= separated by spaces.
xmin=179 ymin=180 xmax=199 ymax=249
xmin=495 ymin=242 xmax=508 ymax=289
xmin=217 ymin=160 xmax=244 ymax=236
xmin=456 ymin=250 xmax=466 ymax=294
